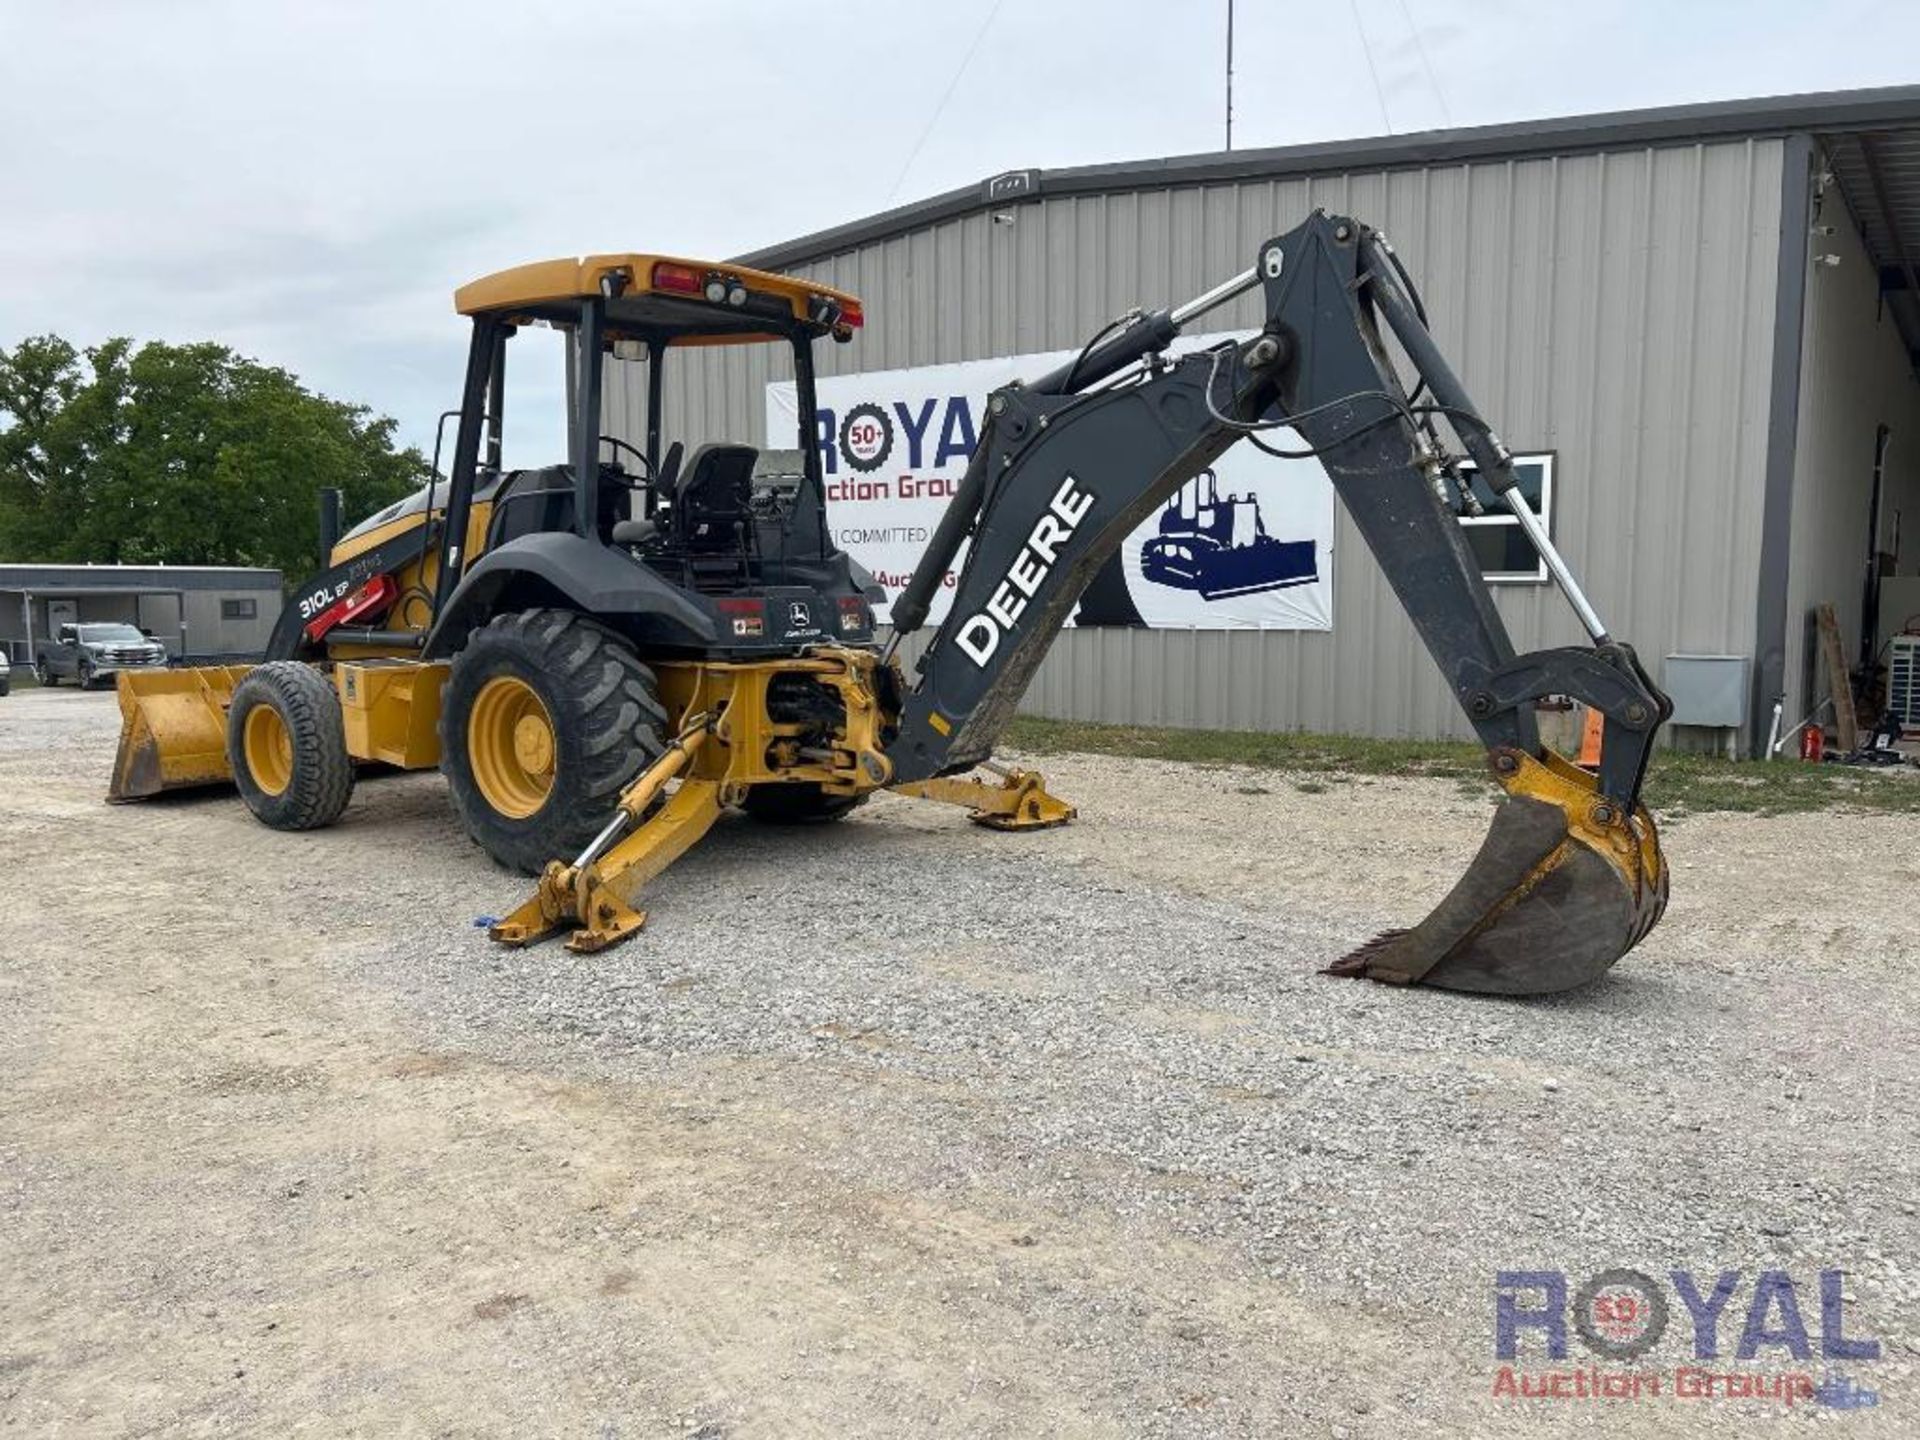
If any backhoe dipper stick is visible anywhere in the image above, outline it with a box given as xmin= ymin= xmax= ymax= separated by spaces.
xmin=1360 ymin=234 xmax=1611 ymax=646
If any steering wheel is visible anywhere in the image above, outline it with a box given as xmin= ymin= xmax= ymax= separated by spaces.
xmin=597 ymin=435 xmax=652 ymax=489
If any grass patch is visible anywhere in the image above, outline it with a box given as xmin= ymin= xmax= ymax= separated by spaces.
xmin=1004 ymin=715 xmax=1920 ymax=817
xmin=1642 ymin=751 xmax=1920 ymax=816
xmin=1006 ymin=715 xmax=1484 ymax=779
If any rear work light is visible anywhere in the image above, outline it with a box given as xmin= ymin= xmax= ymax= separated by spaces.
xmin=808 ymin=294 xmax=864 ymax=330
xmin=651 ymin=262 xmax=703 ymax=295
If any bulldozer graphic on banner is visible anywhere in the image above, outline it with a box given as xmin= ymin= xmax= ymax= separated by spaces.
xmin=1139 ymin=469 xmax=1319 ymax=601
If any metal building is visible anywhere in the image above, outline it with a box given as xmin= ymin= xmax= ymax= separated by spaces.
xmin=609 ymin=86 xmax=1920 ymax=755
xmin=0 ymin=564 xmax=283 ymax=667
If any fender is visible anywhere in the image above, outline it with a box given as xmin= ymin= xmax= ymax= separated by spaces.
xmin=422 ymin=531 xmax=718 ymax=658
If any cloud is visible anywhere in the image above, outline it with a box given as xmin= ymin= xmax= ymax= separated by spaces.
xmin=2 ymin=0 xmax=1913 ymax=472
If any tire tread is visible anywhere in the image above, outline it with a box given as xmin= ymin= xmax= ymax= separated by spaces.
xmin=440 ymin=609 xmax=667 ymax=873
xmin=228 ymin=661 xmax=355 ymax=830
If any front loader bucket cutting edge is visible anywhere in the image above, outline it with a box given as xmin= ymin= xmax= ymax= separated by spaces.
xmin=107 ymin=666 xmax=252 ymax=802
xmin=1326 ymin=749 xmax=1667 ymax=995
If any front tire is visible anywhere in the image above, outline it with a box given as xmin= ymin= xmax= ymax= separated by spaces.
xmin=227 ymin=662 xmax=355 ymax=830
xmin=440 ymin=609 xmax=667 ymax=875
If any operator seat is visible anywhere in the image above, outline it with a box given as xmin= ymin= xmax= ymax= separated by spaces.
xmin=609 ymin=440 xmax=681 ymax=547
xmin=672 ymin=444 xmax=758 ymax=551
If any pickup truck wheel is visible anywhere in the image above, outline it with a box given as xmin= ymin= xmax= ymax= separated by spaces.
xmin=227 ymin=661 xmax=355 ymax=830
xmin=441 ymin=609 xmax=667 ymax=875
xmin=77 ymin=658 xmax=96 ymax=690
xmin=34 ymin=660 xmax=54 ymax=687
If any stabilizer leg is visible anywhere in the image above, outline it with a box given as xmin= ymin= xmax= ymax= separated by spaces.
xmin=490 ymin=778 xmax=727 ymax=953
xmin=891 ymin=766 xmax=1076 ymax=830
xmin=490 ymin=717 xmax=726 ymax=954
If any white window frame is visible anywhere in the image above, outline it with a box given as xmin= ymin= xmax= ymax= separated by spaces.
xmin=1456 ymin=452 xmax=1554 ymax=584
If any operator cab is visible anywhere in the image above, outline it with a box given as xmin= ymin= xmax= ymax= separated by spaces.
xmin=318 ymin=250 xmax=882 ymax=668
xmin=438 ymin=253 xmax=863 ymax=598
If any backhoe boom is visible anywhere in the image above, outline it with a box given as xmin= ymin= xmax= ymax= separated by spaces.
xmin=884 ymin=211 xmax=1671 ymax=994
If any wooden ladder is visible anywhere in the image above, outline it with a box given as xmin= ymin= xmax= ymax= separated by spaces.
xmin=1816 ymin=603 xmax=1859 ymax=752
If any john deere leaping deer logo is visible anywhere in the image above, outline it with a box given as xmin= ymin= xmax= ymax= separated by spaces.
xmin=1140 ymin=470 xmax=1318 ymax=600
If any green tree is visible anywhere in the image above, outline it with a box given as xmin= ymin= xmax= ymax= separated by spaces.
xmin=0 ymin=336 xmax=423 ymax=581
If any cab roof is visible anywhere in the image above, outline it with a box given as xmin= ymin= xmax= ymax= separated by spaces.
xmin=453 ymin=253 xmax=863 ymax=348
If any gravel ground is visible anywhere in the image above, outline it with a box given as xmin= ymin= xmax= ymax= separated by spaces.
xmin=2 ymin=684 xmax=1916 ymax=1436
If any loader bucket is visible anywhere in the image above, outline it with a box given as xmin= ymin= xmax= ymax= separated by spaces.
xmin=1327 ymin=748 xmax=1667 ymax=995
xmin=107 ymin=666 xmax=252 ymax=802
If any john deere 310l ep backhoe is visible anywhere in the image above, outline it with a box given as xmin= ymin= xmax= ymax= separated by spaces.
xmin=111 ymin=211 xmax=1669 ymax=993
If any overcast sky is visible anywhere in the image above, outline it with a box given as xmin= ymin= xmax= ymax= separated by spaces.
xmin=1 ymin=0 xmax=1912 ymax=467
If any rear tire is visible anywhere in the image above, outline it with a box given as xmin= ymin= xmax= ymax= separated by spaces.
xmin=739 ymin=784 xmax=866 ymax=824
xmin=35 ymin=660 xmax=55 ymax=687
xmin=440 ymin=609 xmax=667 ymax=875
xmin=228 ymin=662 xmax=355 ymax=830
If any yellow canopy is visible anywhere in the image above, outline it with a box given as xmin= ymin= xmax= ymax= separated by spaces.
xmin=454 ymin=253 xmax=862 ymax=346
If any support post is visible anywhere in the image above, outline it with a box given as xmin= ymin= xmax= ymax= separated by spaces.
xmin=573 ymin=298 xmax=607 ymax=539
xmin=431 ymin=315 xmax=500 ymax=617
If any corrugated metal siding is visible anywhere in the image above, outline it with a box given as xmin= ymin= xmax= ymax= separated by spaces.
xmin=1783 ymin=166 xmax=1920 ymax=728
xmin=610 ymin=140 xmax=1785 ymax=739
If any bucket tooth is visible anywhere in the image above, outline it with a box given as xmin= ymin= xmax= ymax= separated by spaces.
xmin=1326 ymin=749 xmax=1667 ymax=995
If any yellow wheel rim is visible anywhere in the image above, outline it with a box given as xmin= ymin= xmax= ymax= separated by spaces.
xmin=469 ymin=675 xmax=556 ymax=819
xmin=243 ymin=704 xmax=294 ymax=797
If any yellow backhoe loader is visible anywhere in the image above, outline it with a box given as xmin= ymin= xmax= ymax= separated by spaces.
xmin=111 ymin=213 xmax=1669 ymax=993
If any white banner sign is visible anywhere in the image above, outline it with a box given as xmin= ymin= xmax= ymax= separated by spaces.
xmin=766 ymin=335 xmax=1334 ymax=630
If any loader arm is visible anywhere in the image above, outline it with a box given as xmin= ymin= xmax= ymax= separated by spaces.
xmin=883 ymin=211 xmax=1671 ymax=995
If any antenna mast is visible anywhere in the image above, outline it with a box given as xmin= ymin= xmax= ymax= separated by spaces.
xmin=1225 ymin=0 xmax=1235 ymax=149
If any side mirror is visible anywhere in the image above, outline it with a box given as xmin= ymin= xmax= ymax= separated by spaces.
xmin=140 ymin=628 xmax=155 ymax=639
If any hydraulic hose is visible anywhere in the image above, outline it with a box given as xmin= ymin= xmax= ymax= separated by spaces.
xmin=888 ymin=445 xmax=989 ymax=641
xmin=889 ymin=307 xmax=1183 ymax=645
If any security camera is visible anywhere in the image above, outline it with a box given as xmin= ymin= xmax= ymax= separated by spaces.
xmin=991 ymin=210 xmax=1016 ymax=226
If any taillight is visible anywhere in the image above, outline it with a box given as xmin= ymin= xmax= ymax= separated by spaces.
xmin=839 ymin=299 xmax=864 ymax=329
xmin=651 ymin=262 xmax=703 ymax=295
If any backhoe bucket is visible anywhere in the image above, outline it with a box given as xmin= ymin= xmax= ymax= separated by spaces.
xmin=107 ymin=666 xmax=251 ymax=802
xmin=1328 ymin=749 xmax=1666 ymax=995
